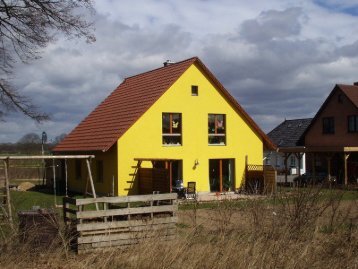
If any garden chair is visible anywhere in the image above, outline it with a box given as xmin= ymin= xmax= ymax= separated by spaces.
xmin=186 ymin=181 xmax=197 ymax=200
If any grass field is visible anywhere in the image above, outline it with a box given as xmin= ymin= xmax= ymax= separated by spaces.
xmin=0 ymin=186 xmax=357 ymax=269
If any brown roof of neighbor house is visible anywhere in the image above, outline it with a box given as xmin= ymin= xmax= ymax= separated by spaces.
xmin=338 ymin=84 xmax=358 ymax=108
xmin=54 ymin=57 xmax=275 ymax=152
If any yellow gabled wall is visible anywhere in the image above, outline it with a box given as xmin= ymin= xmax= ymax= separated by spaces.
xmin=117 ymin=64 xmax=263 ymax=195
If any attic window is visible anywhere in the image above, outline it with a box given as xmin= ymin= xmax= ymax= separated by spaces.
xmin=191 ymin=85 xmax=198 ymax=96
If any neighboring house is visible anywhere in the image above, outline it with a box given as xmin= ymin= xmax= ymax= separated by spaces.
xmin=302 ymin=83 xmax=358 ymax=185
xmin=266 ymin=118 xmax=312 ymax=179
xmin=53 ymin=57 xmax=275 ymax=196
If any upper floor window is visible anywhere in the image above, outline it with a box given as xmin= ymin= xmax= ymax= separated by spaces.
xmin=322 ymin=117 xmax=334 ymax=134
xmin=162 ymin=113 xmax=182 ymax=145
xmin=191 ymin=85 xmax=198 ymax=96
xmin=208 ymin=114 xmax=226 ymax=145
xmin=348 ymin=115 xmax=358 ymax=133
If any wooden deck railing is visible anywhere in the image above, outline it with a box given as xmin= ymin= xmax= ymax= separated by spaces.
xmin=63 ymin=193 xmax=178 ymax=253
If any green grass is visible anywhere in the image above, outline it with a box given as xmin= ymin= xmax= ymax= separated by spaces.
xmin=10 ymin=190 xmax=64 ymax=212
xmin=7 ymin=186 xmax=358 ymax=214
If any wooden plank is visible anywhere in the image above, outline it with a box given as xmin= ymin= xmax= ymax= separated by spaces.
xmin=80 ymin=223 xmax=176 ymax=236
xmin=0 ymin=155 xmax=95 ymax=160
xmin=64 ymin=208 xmax=77 ymax=215
xmin=63 ymin=196 xmax=77 ymax=205
xmin=77 ymin=216 xmax=177 ymax=232
xmin=77 ymin=204 xmax=176 ymax=219
xmin=74 ymin=193 xmax=176 ymax=205
xmin=78 ymin=226 xmax=176 ymax=244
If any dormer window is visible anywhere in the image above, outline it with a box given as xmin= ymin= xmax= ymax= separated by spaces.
xmin=191 ymin=85 xmax=198 ymax=96
xmin=162 ymin=113 xmax=182 ymax=145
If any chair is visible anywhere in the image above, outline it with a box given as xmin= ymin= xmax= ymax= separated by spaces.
xmin=186 ymin=181 xmax=197 ymax=200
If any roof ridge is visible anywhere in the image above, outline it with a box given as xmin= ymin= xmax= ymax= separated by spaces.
xmin=124 ymin=56 xmax=198 ymax=81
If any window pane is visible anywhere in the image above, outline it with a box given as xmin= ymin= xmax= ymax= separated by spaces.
xmin=323 ymin=117 xmax=334 ymax=134
xmin=216 ymin=114 xmax=225 ymax=134
xmin=348 ymin=116 xmax=354 ymax=132
xmin=172 ymin=114 xmax=181 ymax=134
xmin=162 ymin=114 xmax=170 ymax=134
xmin=163 ymin=136 xmax=181 ymax=145
xmin=208 ymin=114 xmax=215 ymax=134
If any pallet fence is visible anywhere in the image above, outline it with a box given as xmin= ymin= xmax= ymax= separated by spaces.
xmin=63 ymin=193 xmax=178 ymax=253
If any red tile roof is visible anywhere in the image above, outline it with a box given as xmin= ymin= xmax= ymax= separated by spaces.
xmin=54 ymin=57 xmax=275 ymax=152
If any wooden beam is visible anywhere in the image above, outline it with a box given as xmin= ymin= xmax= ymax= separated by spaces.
xmin=0 ymin=155 xmax=95 ymax=160
xmin=169 ymin=161 xmax=172 ymax=193
xmin=284 ymin=153 xmax=291 ymax=184
xmin=85 ymin=158 xmax=98 ymax=210
xmin=3 ymin=159 xmax=13 ymax=227
xmin=219 ymin=159 xmax=223 ymax=193
xmin=344 ymin=153 xmax=350 ymax=186
xmin=326 ymin=155 xmax=332 ymax=181
xmin=295 ymin=153 xmax=303 ymax=176
xmin=311 ymin=153 xmax=316 ymax=180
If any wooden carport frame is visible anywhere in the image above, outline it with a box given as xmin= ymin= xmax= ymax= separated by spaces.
xmin=0 ymin=155 xmax=97 ymax=225
xmin=305 ymin=146 xmax=358 ymax=186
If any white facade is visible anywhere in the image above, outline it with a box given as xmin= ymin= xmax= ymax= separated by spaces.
xmin=264 ymin=151 xmax=306 ymax=175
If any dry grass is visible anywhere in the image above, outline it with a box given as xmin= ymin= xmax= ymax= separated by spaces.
xmin=0 ymin=187 xmax=357 ymax=269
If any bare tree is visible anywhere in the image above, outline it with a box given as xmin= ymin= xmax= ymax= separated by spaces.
xmin=0 ymin=0 xmax=95 ymax=121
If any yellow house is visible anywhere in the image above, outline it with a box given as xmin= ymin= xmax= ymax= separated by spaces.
xmin=54 ymin=57 xmax=275 ymax=196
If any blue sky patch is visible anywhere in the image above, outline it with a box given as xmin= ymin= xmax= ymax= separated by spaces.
xmin=314 ymin=0 xmax=358 ymax=16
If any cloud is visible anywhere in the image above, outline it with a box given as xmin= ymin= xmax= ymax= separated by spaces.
xmin=240 ymin=8 xmax=303 ymax=43
xmin=2 ymin=1 xmax=358 ymax=142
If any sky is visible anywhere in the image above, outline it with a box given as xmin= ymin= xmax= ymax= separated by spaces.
xmin=1 ymin=0 xmax=358 ymax=143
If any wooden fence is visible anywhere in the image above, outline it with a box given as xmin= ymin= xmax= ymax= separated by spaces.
xmin=63 ymin=193 xmax=178 ymax=253
xmin=245 ymin=165 xmax=277 ymax=194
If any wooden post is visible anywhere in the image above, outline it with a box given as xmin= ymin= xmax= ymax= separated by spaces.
xmin=311 ymin=153 xmax=316 ymax=181
xmin=53 ymin=159 xmax=57 ymax=206
xmin=219 ymin=159 xmax=223 ymax=193
xmin=284 ymin=153 xmax=289 ymax=184
xmin=326 ymin=155 xmax=332 ymax=181
xmin=245 ymin=155 xmax=248 ymax=190
xmin=344 ymin=153 xmax=350 ymax=186
xmin=86 ymin=158 xmax=98 ymax=210
xmin=295 ymin=153 xmax=303 ymax=176
xmin=169 ymin=161 xmax=172 ymax=193
xmin=3 ymin=159 xmax=13 ymax=227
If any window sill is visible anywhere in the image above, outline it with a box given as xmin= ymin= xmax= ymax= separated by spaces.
xmin=208 ymin=144 xmax=226 ymax=146
xmin=163 ymin=144 xmax=182 ymax=147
